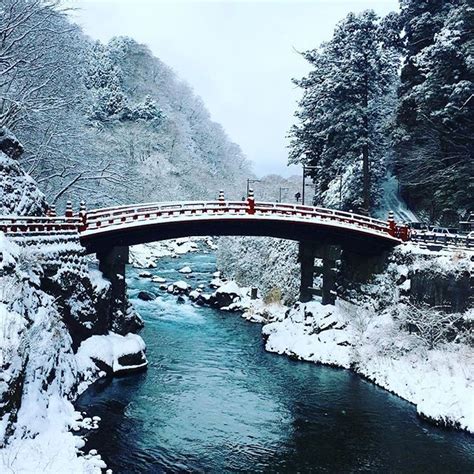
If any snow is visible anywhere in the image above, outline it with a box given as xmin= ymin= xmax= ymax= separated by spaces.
xmin=210 ymin=278 xmax=224 ymax=288
xmin=0 ymin=396 xmax=105 ymax=473
xmin=76 ymin=332 xmax=147 ymax=376
xmin=179 ymin=266 xmax=192 ymax=274
xmin=263 ymin=301 xmax=353 ymax=367
xmin=88 ymin=268 xmax=110 ymax=294
xmin=215 ymin=281 xmax=241 ymax=297
xmin=167 ymin=280 xmax=191 ymax=294
xmin=0 ymin=231 xmax=148 ymax=472
xmin=129 ymin=238 xmax=203 ymax=268
xmin=151 ymin=275 xmax=166 ymax=283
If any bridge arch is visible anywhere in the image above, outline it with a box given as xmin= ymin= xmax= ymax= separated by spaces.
xmin=79 ymin=199 xmax=400 ymax=255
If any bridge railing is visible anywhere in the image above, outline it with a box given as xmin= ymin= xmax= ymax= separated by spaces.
xmin=0 ymin=199 xmax=410 ymax=242
xmin=85 ymin=200 xmax=389 ymax=227
xmin=0 ymin=216 xmax=82 ymax=234
xmin=410 ymin=233 xmax=474 ymax=249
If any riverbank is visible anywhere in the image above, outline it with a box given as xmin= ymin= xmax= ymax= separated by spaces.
xmin=0 ymin=233 xmax=148 ymax=473
xmin=259 ymin=300 xmax=473 ymax=433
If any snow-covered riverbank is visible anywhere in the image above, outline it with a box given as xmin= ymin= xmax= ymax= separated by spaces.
xmin=261 ymin=300 xmax=473 ymax=432
xmin=0 ymin=233 xmax=147 ymax=473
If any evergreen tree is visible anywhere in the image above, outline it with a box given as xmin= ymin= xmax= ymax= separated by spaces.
xmin=289 ymin=10 xmax=400 ymax=213
xmin=394 ymin=0 xmax=473 ymax=223
xmin=85 ymin=41 xmax=128 ymax=121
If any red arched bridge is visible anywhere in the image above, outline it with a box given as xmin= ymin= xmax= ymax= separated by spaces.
xmin=0 ymin=191 xmax=409 ymax=306
xmin=0 ymin=192 xmax=407 ymax=252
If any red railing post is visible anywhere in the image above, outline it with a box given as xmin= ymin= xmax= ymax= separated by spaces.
xmin=65 ymin=200 xmax=73 ymax=218
xmin=79 ymin=201 xmax=87 ymax=232
xmin=387 ymin=211 xmax=396 ymax=237
xmin=218 ymin=190 xmax=225 ymax=209
xmin=47 ymin=205 xmax=56 ymax=217
xmin=247 ymin=188 xmax=255 ymax=215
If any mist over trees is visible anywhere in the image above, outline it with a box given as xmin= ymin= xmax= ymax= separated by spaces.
xmin=290 ymin=1 xmax=472 ymax=224
xmin=0 ymin=0 xmax=251 ymax=210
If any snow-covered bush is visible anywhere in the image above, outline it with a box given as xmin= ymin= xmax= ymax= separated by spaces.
xmin=404 ymin=303 xmax=465 ymax=350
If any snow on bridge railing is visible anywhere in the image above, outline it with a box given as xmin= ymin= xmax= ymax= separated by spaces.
xmin=0 ymin=216 xmax=82 ymax=234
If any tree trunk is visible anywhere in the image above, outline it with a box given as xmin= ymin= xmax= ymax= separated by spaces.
xmin=362 ymin=72 xmax=370 ymax=214
xmin=362 ymin=125 xmax=370 ymax=213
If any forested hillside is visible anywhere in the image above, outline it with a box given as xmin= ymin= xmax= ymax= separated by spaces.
xmin=0 ymin=0 xmax=250 ymax=211
xmin=290 ymin=0 xmax=472 ymax=224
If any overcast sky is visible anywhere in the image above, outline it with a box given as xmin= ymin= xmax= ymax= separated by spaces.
xmin=68 ymin=0 xmax=399 ymax=177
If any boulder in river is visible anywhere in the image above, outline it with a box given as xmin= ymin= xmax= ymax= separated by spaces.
xmin=167 ymin=280 xmax=191 ymax=295
xmin=137 ymin=290 xmax=155 ymax=301
xmin=212 ymin=281 xmax=242 ymax=308
xmin=152 ymin=276 xmax=166 ymax=283
xmin=179 ymin=266 xmax=192 ymax=274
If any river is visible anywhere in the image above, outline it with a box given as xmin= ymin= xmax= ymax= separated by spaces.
xmin=76 ymin=251 xmax=474 ymax=473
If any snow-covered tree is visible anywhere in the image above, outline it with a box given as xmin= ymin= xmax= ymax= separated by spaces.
xmin=85 ymin=41 xmax=128 ymax=121
xmin=289 ymin=10 xmax=400 ymax=213
xmin=393 ymin=0 xmax=473 ymax=224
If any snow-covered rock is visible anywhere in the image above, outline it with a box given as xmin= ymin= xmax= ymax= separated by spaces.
xmin=210 ymin=277 xmax=224 ymax=288
xmin=167 ymin=280 xmax=191 ymax=295
xmin=179 ymin=266 xmax=192 ymax=274
xmin=76 ymin=332 xmax=148 ymax=377
xmin=152 ymin=275 xmax=166 ymax=283
xmin=213 ymin=281 xmax=242 ymax=308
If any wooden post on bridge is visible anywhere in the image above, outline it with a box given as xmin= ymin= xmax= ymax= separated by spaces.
xmin=47 ymin=205 xmax=56 ymax=217
xmin=65 ymin=201 xmax=73 ymax=218
xmin=299 ymin=242 xmax=340 ymax=305
xmin=79 ymin=201 xmax=87 ymax=231
xmin=388 ymin=211 xmax=396 ymax=237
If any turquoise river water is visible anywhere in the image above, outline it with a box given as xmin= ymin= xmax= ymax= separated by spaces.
xmin=76 ymin=251 xmax=474 ymax=473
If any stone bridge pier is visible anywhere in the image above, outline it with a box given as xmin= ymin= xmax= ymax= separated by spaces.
xmin=97 ymin=246 xmax=129 ymax=319
xmin=299 ymin=242 xmax=391 ymax=305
